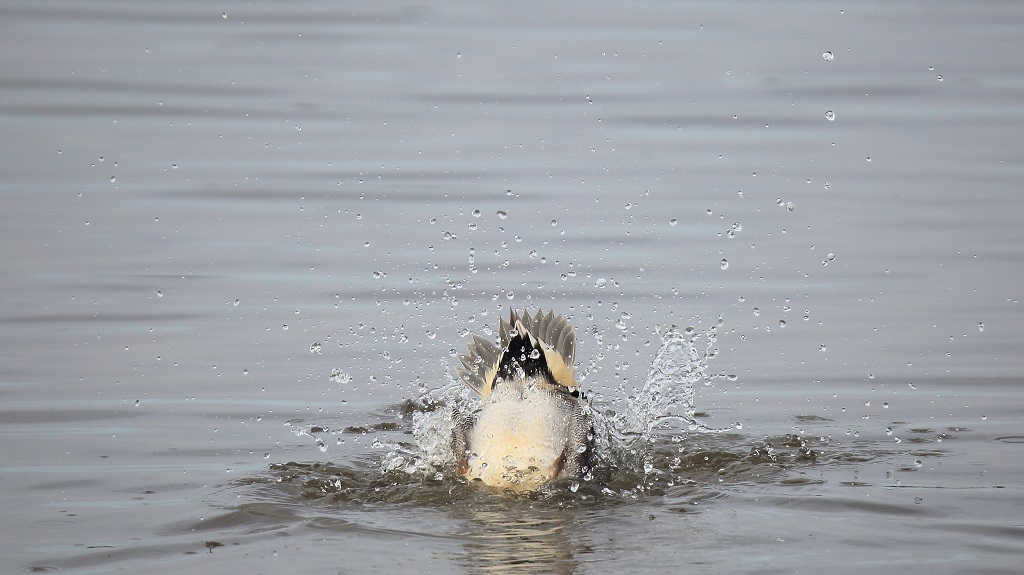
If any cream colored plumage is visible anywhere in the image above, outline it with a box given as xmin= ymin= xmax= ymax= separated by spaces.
xmin=453 ymin=309 xmax=593 ymax=491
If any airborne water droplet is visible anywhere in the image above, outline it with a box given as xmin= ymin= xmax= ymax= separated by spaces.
xmin=720 ymin=258 xmax=729 ymax=270
xmin=825 ymin=110 xmax=835 ymax=121
xmin=822 ymin=51 xmax=834 ymax=61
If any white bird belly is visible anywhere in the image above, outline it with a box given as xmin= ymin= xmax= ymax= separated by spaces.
xmin=463 ymin=385 xmax=571 ymax=491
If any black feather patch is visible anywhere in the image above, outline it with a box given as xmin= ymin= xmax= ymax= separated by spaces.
xmin=496 ymin=332 xmax=548 ymax=382
xmin=495 ymin=332 xmax=580 ymax=397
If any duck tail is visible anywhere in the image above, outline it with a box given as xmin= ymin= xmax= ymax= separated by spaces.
xmin=456 ymin=309 xmax=577 ymax=397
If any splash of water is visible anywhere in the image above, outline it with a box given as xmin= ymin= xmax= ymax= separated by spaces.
xmin=617 ymin=323 xmax=728 ymax=440
xmin=380 ymin=379 xmax=471 ymax=478
xmin=382 ymin=322 xmax=730 ymax=484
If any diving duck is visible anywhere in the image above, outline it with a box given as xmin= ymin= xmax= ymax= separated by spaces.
xmin=453 ymin=309 xmax=594 ymax=491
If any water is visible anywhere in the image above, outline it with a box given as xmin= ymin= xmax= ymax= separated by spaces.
xmin=3 ymin=1 xmax=1024 ymax=573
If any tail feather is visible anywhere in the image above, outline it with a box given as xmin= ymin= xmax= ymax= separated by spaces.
xmin=455 ymin=308 xmax=578 ymax=397
xmin=456 ymin=335 xmax=500 ymax=397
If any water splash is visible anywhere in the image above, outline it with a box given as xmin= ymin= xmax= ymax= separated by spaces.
xmin=380 ymin=379 xmax=471 ymax=478
xmin=620 ymin=325 xmax=722 ymax=436
xmin=382 ymin=322 xmax=731 ymax=484
xmin=594 ymin=323 xmax=733 ymax=476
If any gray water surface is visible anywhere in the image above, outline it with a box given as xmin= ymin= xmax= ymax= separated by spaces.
xmin=2 ymin=1 xmax=1023 ymax=573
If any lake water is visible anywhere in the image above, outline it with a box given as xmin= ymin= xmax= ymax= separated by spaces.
xmin=3 ymin=1 xmax=1023 ymax=573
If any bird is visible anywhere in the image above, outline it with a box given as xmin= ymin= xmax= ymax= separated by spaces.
xmin=453 ymin=308 xmax=594 ymax=492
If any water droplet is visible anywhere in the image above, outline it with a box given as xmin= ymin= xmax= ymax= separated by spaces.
xmin=282 ymin=324 xmax=289 ymax=330
xmin=779 ymin=320 xmax=787 ymax=328
xmin=720 ymin=258 xmax=729 ymax=270
xmin=426 ymin=330 xmax=436 ymax=340
xmin=505 ymin=290 xmax=515 ymax=300
xmin=819 ymin=344 xmax=827 ymax=352
xmin=134 ymin=399 xmax=140 ymax=407
xmin=734 ymin=422 xmax=743 ymax=430
xmin=156 ymin=290 xmax=163 ymax=298
xmin=825 ymin=110 xmax=835 ymax=121
xmin=669 ymin=218 xmax=678 ymax=226
xmin=978 ymin=322 xmax=984 ymax=332
xmin=595 ymin=278 xmax=608 ymax=288
xmin=222 ymin=12 xmax=228 ymax=19
xmin=753 ymin=307 xmax=760 ymax=316
xmin=372 ymin=270 xmax=385 ymax=279
xmin=496 ymin=210 xmax=508 ymax=219
xmin=472 ymin=209 xmax=481 ymax=217
xmin=310 ymin=343 xmax=322 ymax=354
xmin=786 ymin=202 xmax=795 ymax=212
xmin=822 ymin=51 xmax=834 ymax=61
xmin=550 ymin=219 xmax=558 ymax=227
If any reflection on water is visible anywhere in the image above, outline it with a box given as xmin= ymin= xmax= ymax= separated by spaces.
xmin=452 ymin=504 xmax=581 ymax=575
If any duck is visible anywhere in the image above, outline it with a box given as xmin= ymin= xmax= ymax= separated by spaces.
xmin=453 ymin=308 xmax=594 ymax=492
